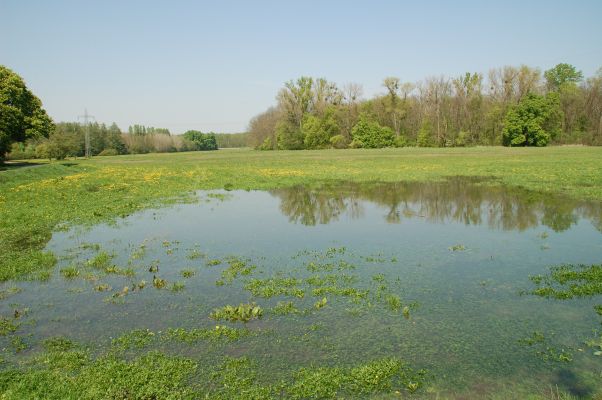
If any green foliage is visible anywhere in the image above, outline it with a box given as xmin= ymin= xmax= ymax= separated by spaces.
xmin=258 ymin=136 xmax=275 ymax=150
xmin=0 ymin=65 xmax=54 ymax=159
xmin=502 ymin=93 xmax=561 ymax=147
xmin=288 ymin=358 xmax=426 ymax=398
xmin=416 ymin=121 xmax=432 ymax=147
xmin=210 ymin=303 xmax=263 ymax=323
xmin=182 ymin=130 xmax=218 ymax=151
xmin=271 ymin=301 xmax=299 ymax=315
xmin=165 ymin=326 xmax=251 ymax=343
xmin=302 ymin=108 xmax=339 ymax=149
xmin=213 ymin=132 xmax=249 ymax=148
xmin=244 ymin=277 xmax=304 ymax=298
xmin=276 ymin=120 xmax=304 ymax=150
xmin=350 ymin=113 xmax=394 ymax=148
xmin=529 ymin=263 xmax=602 ymax=299
xmin=544 ymin=63 xmax=583 ymax=92
xmin=111 ymin=329 xmax=155 ymax=351
xmin=329 ymin=134 xmax=348 ymax=149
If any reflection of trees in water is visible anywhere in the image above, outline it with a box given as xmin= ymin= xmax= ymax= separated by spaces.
xmin=270 ymin=179 xmax=602 ymax=233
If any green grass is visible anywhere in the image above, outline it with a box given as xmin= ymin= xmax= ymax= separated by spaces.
xmin=1 ymin=147 xmax=602 ymax=281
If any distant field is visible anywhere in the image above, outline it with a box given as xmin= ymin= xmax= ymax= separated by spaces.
xmin=1 ymin=146 xmax=601 ymax=281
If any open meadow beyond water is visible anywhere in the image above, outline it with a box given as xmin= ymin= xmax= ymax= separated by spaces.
xmin=1 ymin=147 xmax=602 ymax=399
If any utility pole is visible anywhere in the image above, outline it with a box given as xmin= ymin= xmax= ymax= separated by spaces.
xmin=78 ymin=109 xmax=95 ymax=158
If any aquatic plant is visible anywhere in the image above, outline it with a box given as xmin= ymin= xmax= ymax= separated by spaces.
xmin=170 ymin=281 xmax=185 ymax=292
xmin=60 ymin=266 xmax=80 ymax=279
xmin=152 ymin=275 xmax=167 ymax=289
xmin=210 ymin=303 xmax=263 ymax=323
xmin=314 ymin=297 xmax=328 ymax=309
xmin=217 ymin=256 xmax=256 ymax=284
xmin=186 ymin=249 xmax=205 ymax=260
xmin=448 ymin=244 xmax=467 ymax=251
xmin=402 ymin=305 xmax=411 ymax=319
xmin=164 ymin=325 xmax=251 ymax=343
xmin=245 ymin=277 xmax=304 ymax=298
xmin=148 ymin=262 xmax=159 ymax=273
xmin=271 ymin=301 xmax=299 ymax=316
xmin=94 ymin=283 xmax=111 ymax=292
xmin=0 ymin=317 xmax=19 ymax=335
xmin=385 ymin=294 xmax=402 ymax=311
xmin=180 ymin=269 xmax=195 ymax=278
xmin=10 ymin=336 xmax=27 ymax=352
xmin=86 ymin=251 xmax=113 ymax=269
xmin=519 ymin=331 xmax=573 ymax=363
xmin=111 ymin=329 xmax=155 ymax=351
xmin=0 ymin=287 xmax=21 ymax=300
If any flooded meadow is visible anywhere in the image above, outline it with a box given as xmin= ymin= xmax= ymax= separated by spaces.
xmin=1 ymin=178 xmax=601 ymax=398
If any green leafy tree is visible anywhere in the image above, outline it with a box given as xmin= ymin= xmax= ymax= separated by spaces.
xmin=416 ymin=121 xmax=432 ymax=147
xmin=502 ymin=93 xmax=561 ymax=147
xmin=350 ymin=113 xmax=394 ymax=148
xmin=182 ymin=130 xmax=218 ymax=151
xmin=544 ymin=63 xmax=583 ymax=92
xmin=106 ymin=123 xmax=127 ymax=154
xmin=0 ymin=65 xmax=54 ymax=160
xmin=276 ymin=121 xmax=304 ymax=150
xmin=302 ymin=108 xmax=339 ymax=149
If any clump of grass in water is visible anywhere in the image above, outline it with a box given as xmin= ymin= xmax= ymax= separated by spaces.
xmin=314 ymin=297 xmax=328 ymax=309
xmin=0 ymin=287 xmax=21 ymax=300
xmin=170 ymin=281 xmax=185 ymax=292
xmin=448 ymin=244 xmax=467 ymax=251
xmin=186 ymin=249 xmax=205 ymax=260
xmin=0 ymin=317 xmax=19 ymax=335
xmin=244 ymin=277 xmax=304 ymax=298
xmin=206 ymin=259 xmax=222 ymax=266
xmin=94 ymin=283 xmax=111 ymax=292
xmin=272 ymin=301 xmax=299 ymax=316
xmin=152 ymin=276 xmax=167 ymax=289
xmin=210 ymin=303 xmax=263 ymax=323
xmin=180 ymin=269 xmax=195 ymax=278
xmin=86 ymin=251 xmax=113 ymax=269
xmin=60 ymin=265 xmax=80 ymax=279
xmin=220 ymin=256 xmax=256 ymax=284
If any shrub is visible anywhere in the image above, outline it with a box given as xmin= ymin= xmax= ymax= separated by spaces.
xmin=329 ymin=134 xmax=348 ymax=149
xmin=350 ymin=114 xmax=394 ymax=148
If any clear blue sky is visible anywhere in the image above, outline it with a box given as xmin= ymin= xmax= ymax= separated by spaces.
xmin=2 ymin=0 xmax=601 ymax=133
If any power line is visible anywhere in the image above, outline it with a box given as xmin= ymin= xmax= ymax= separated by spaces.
xmin=77 ymin=109 xmax=95 ymax=158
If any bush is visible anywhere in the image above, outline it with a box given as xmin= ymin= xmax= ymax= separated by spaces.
xmin=394 ymin=136 xmax=408 ymax=148
xmin=350 ymin=114 xmax=394 ymax=148
xmin=98 ymin=148 xmax=119 ymax=156
xmin=329 ymin=134 xmax=348 ymax=149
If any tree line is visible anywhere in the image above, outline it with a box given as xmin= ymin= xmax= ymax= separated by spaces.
xmin=248 ymin=63 xmax=602 ymax=149
xmin=7 ymin=123 xmax=230 ymax=160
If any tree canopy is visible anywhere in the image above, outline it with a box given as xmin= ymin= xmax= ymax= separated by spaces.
xmin=0 ymin=65 xmax=54 ymax=159
xmin=182 ymin=131 xmax=218 ymax=151
xmin=248 ymin=63 xmax=602 ymax=149
xmin=502 ymin=93 xmax=561 ymax=147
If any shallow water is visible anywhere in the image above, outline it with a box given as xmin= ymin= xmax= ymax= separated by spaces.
xmin=2 ymin=179 xmax=602 ymax=397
